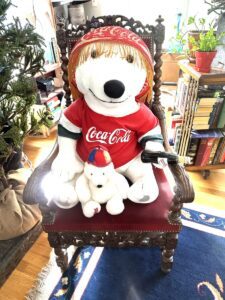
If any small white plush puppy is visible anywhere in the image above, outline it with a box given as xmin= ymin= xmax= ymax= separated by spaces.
xmin=76 ymin=146 xmax=129 ymax=218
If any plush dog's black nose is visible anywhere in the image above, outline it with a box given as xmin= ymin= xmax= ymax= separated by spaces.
xmin=97 ymin=185 xmax=103 ymax=188
xmin=104 ymin=80 xmax=125 ymax=98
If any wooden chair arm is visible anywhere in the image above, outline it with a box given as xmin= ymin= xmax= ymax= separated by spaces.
xmin=23 ymin=143 xmax=58 ymax=205
xmin=151 ymin=102 xmax=195 ymax=207
xmin=168 ymin=163 xmax=195 ymax=204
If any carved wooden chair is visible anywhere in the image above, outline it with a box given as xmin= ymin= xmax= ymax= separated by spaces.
xmin=23 ymin=15 xmax=194 ymax=274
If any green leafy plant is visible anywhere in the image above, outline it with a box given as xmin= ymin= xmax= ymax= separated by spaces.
xmin=0 ymin=0 xmax=53 ymax=189
xmin=168 ymin=28 xmax=188 ymax=54
xmin=188 ymin=16 xmax=225 ymax=52
xmin=171 ymin=16 xmax=225 ymax=55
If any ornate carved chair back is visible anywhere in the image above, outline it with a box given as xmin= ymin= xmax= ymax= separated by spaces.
xmin=56 ymin=15 xmax=165 ymax=108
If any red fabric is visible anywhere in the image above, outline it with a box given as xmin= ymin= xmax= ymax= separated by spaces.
xmin=70 ymin=26 xmax=153 ymax=72
xmin=64 ymin=98 xmax=159 ymax=168
xmin=135 ymin=79 xmax=150 ymax=102
xmin=43 ymin=167 xmax=180 ymax=233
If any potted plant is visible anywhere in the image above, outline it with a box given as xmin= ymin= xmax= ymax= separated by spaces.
xmin=0 ymin=0 xmax=52 ymax=191
xmin=188 ymin=17 xmax=225 ymax=72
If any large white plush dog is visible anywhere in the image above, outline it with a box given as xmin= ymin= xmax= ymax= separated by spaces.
xmin=51 ymin=26 xmax=165 ymax=210
xmin=76 ymin=146 xmax=129 ymax=217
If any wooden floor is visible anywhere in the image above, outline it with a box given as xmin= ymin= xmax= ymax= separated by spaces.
xmin=0 ymin=128 xmax=225 ymax=300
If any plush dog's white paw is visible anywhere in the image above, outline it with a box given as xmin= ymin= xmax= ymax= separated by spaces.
xmin=51 ymin=154 xmax=84 ymax=182
xmin=82 ymin=201 xmax=101 ymax=218
xmin=53 ymin=181 xmax=78 ymax=209
xmin=106 ymin=197 xmax=125 ymax=215
xmin=127 ymin=179 xmax=158 ymax=204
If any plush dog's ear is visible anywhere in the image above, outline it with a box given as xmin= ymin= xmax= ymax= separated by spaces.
xmin=135 ymin=79 xmax=152 ymax=104
xmin=76 ymin=173 xmax=91 ymax=203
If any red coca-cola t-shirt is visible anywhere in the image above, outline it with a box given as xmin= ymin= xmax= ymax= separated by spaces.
xmin=64 ymin=98 xmax=158 ymax=168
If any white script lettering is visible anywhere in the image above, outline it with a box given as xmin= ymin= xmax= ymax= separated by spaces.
xmin=86 ymin=127 xmax=131 ymax=145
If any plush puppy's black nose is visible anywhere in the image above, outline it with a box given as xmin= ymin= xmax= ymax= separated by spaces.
xmin=97 ymin=185 xmax=103 ymax=188
xmin=104 ymin=80 xmax=125 ymax=98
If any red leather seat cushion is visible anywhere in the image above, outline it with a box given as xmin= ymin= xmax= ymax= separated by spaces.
xmin=43 ymin=167 xmax=180 ymax=233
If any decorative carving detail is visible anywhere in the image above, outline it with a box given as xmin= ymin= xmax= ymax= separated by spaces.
xmin=161 ymin=233 xmax=178 ymax=273
xmin=153 ymin=16 xmax=165 ymax=105
xmin=168 ymin=164 xmax=195 ymax=224
xmin=39 ymin=203 xmax=56 ymax=225
xmin=67 ymin=15 xmax=155 ymax=37
xmin=56 ymin=20 xmax=72 ymax=107
xmin=154 ymin=15 xmax=165 ymax=44
xmin=48 ymin=231 xmax=168 ymax=248
xmin=54 ymin=247 xmax=69 ymax=272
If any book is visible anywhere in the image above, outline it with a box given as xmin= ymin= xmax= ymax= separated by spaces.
xmin=192 ymin=98 xmax=219 ymax=130
xmin=217 ymin=100 xmax=225 ymax=129
xmin=191 ymin=129 xmax=224 ymax=139
xmin=171 ymin=116 xmax=183 ymax=142
xmin=192 ymin=124 xmax=209 ymax=130
xmin=194 ymin=111 xmax=211 ymax=117
xmin=209 ymin=98 xmax=224 ymax=129
xmin=195 ymin=138 xmax=215 ymax=166
xmin=175 ymin=77 xmax=184 ymax=108
xmin=213 ymin=135 xmax=225 ymax=164
xmin=175 ymin=77 xmax=189 ymax=116
xmin=197 ymin=98 xmax=217 ymax=106
xmin=51 ymin=37 xmax=60 ymax=64
xmin=192 ymin=116 xmax=210 ymax=124
xmin=186 ymin=138 xmax=200 ymax=165
xmin=220 ymin=148 xmax=225 ymax=163
xmin=196 ymin=107 xmax=214 ymax=113
xmin=46 ymin=96 xmax=61 ymax=110
xmin=208 ymin=138 xmax=221 ymax=165
xmin=174 ymin=124 xmax=182 ymax=153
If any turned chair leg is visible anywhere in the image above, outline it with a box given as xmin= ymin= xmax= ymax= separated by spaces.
xmin=54 ymin=247 xmax=69 ymax=273
xmin=161 ymin=233 xmax=178 ymax=273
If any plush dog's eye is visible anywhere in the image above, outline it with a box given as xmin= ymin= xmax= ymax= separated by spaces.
xmin=90 ymin=173 xmax=93 ymax=176
xmin=91 ymin=49 xmax=97 ymax=58
xmin=102 ymin=172 xmax=105 ymax=175
xmin=126 ymin=54 xmax=134 ymax=63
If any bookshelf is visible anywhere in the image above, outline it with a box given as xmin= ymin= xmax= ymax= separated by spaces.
xmin=174 ymin=60 xmax=225 ymax=178
xmin=34 ymin=62 xmax=61 ymax=78
xmin=28 ymin=64 xmax=63 ymax=138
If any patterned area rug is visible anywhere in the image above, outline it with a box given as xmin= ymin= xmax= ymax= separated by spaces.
xmin=26 ymin=206 xmax=225 ymax=300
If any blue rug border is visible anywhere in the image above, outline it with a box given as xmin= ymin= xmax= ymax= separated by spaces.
xmin=182 ymin=208 xmax=225 ymax=231
xmin=49 ymin=246 xmax=95 ymax=300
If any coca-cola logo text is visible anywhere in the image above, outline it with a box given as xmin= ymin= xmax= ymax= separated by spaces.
xmin=86 ymin=126 xmax=131 ymax=145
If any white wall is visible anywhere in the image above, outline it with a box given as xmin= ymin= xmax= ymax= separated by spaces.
xmin=84 ymin=0 xmax=217 ymax=48
xmin=7 ymin=0 xmax=56 ymax=40
xmin=6 ymin=0 xmax=217 ymax=50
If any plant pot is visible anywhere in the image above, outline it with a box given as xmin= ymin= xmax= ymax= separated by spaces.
xmin=3 ymin=147 xmax=23 ymax=173
xmin=188 ymin=30 xmax=216 ymax=63
xmin=195 ymin=51 xmax=217 ymax=73
xmin=188 ymin=31 xmax=201 ymax=63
